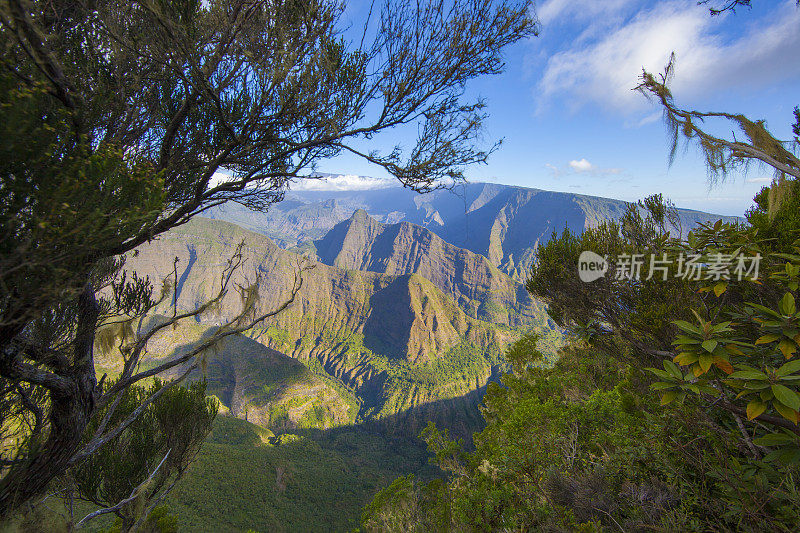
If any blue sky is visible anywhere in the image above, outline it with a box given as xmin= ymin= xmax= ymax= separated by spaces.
xmin=313 ymin=0 xmax=800 ymax=216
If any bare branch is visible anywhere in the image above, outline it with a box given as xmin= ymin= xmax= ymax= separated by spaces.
xmin=69 ymin=363 xmax=193 ymax=467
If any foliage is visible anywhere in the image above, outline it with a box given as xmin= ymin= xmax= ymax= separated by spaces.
xmin=794 ymin=106 xmax=800 ymax=141
xmin=364 ymin=336 xmax=800 ymax=531
xmin=746 ymin=178 xmax=800 ymax=251
xmin=642 ymin=222 xmax=800 ymax=463
xmin=363 ymin=6 xmax=800 ymax=531
xmin=636 ymin=54 xmax=799 ymax=190
xmin=101 ymin=505 xmax=179 ymax=533
xmin=69 ymin=380 xmax=217 ymax=531
xmin=364 ymin=182 xmax=800 ymax=530
xmin=163 ymin=415 xmax=436 ymax=532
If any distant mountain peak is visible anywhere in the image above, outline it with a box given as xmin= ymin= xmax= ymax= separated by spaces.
xmin=313 ymin=208 xmax=543 ymax=329
xmin=350 ymin=208 xmax=372 ymax=221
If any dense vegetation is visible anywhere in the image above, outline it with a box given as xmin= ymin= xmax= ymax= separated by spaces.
xmin=362 ymin=185 xmax=800 ymax=530
xmin=165 ymin=416 xmax=438 ymax=532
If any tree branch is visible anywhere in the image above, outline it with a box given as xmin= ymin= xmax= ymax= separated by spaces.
xmin=75 ymin=449 xmax=171 ymax=527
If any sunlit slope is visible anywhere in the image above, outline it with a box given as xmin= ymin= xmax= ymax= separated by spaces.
xmin=124 ymin=217 xmax=559 ymax=431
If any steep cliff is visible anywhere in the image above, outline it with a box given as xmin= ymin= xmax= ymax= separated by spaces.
xmin=313 ymin=209 xmax=543 ymax=328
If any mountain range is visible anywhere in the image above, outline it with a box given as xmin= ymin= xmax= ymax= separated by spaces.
xmin=207 ymin=181 xmax=742 ymax=280
xmin=120 ymin=214 xmax=549 ymax=439
xmin=115 ymin=180 xmax=741 ymax=439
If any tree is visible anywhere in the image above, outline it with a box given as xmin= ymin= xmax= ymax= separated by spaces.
xmin=366 ymin=192 xmax=800 ymax=530
xmin=0 ymin=0 xmax=538 ymax=515
xmin=364 ymin=3 xmax=800 ymax=529
xmin=635 ymin=1 xmax=800 ymax=213
xmin=70 ymin=379 xmax=217 ymax=532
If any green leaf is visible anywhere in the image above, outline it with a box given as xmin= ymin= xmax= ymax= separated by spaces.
xmin=746 ymin=400 xmax=767 ymax=420
xmin=646 ymin=368 xmax=671 ymax=379
xmin=779 ymin=339 xmax=798 ymax=360
xmin=776 ymin=358 xmax=800 ymax=377
xmin=698 ymin=354 xmax=713 ymax=373
xmin=660 ymin=391 xmax=678 ymax=405
xmin=727 ymin=340 xmax=756 ymax=347
xmin=755 ymin=334 xmax=780 ymax=345
xmin=780 ymin=293 xmax=797 ymax=316
xmin=754 ymin=433 xmax=796 ymax=447
xmin=664 ymin=360 xmax=683 ymax=380
xmin=772 ymin=384 xmax=800 ymax=411
xmin=748 ymin=303 xmax=783 ymax=319
xmin=674 ymin=352 xmax=698 ymax=366
xmin=701 ymin=340 xmax=718 ymax=353
xmin=696 ymin=384 xmax=720 ymax=396
xmin=673 ymin=320 xmax=700 ymax=335
xmin=773 ymin=401 xmax=799 ymax=424
xmin=651 ymin=382 xmax=675 ymax=391
xmin=713 ymin=282 xmax=727 ymax=297
xmin=711 ymin=321 xmax=732 ymax=333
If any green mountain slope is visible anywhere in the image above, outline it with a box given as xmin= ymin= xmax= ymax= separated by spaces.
xmin=163 ymin=415 xmax=436 ymax=532
xmin=123 ymin=217 xmax=555 ymax=434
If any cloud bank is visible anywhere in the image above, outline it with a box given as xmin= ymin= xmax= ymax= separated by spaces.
xmin=290 ymin=173 xmax=394 ymax=191
xmin=538 ymin=0 xmax=800 ymax=113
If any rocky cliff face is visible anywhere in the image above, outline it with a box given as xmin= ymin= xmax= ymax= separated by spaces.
xmin=122 ymin=217 xmax=544 ymax=431
xmin=313 ymin=209 xmax=544 ymax=328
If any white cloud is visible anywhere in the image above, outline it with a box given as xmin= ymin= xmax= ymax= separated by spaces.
xmin=545 ymin=163 xmax=563 ymax=176
xmin=549 ymin=159 xmax=623 ymax=177
xmin=537 ymin=0 xmax=634 ymax=26
xmin=289 ymin=173 xmax=393 ymax=191
xmin=746 ymin=177 xmax=773 ymax=183
xmin=539 ymin=1 xmax=800 ymax=113
xmin=569 ymin=158 xmax=595 ymax=172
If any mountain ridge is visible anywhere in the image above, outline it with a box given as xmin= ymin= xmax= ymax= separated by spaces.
xmin=313 ymin=209 xmax=543 ymax=328
xmin=208 ymin=181 xmax=741 ymax=280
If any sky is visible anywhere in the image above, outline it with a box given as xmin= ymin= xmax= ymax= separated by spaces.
xmin=310 ymin=0 xmax=800 ymax=216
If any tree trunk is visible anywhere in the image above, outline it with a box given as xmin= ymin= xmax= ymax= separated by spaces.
xmin=0 ymin=285 xmax=99 ymax=516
